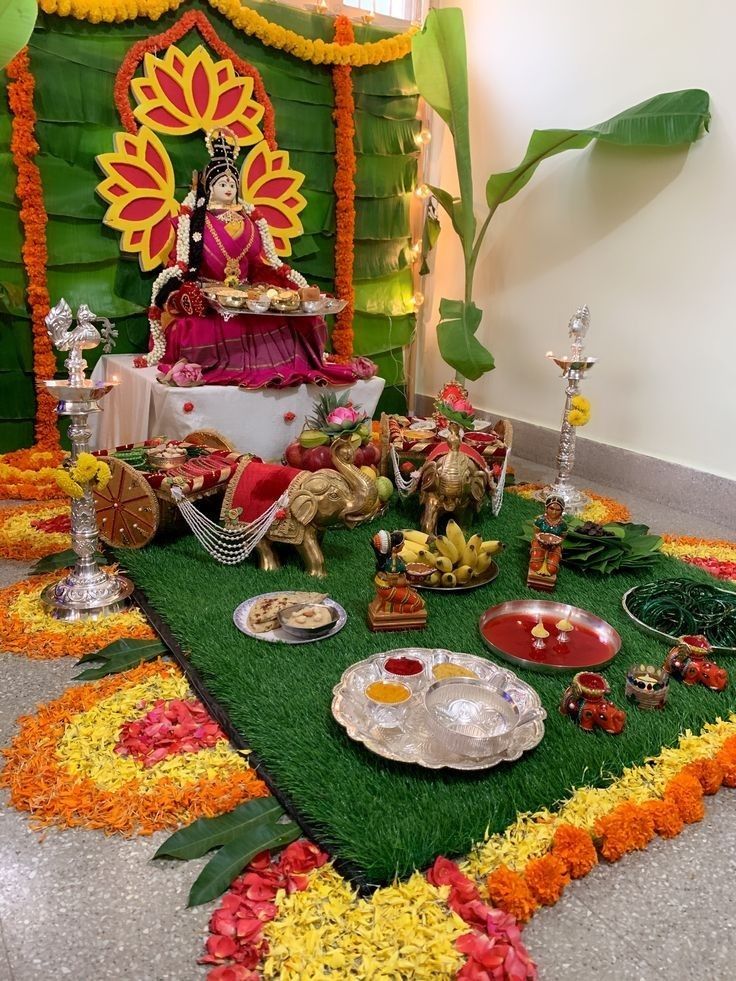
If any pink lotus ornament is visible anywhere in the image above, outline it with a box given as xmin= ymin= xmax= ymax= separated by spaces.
xmin=325 ymin=404 xmax=366 ymax=431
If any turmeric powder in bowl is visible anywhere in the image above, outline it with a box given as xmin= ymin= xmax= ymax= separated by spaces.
xmin=365 ymin=681 xmax=411 ymax=705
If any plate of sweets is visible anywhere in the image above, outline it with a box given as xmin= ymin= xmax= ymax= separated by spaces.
xmin=332 ymin=648 xmax=545 ymax=771
xmin=479 ymin=600 xmax=621 ymax=673
xmin=234 ymin=591 xmax=346 ymax=644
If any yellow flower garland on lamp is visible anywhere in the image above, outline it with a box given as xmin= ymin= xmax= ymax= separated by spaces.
xmin=54 ymin=452 xmax=111 ymax=499
xmin=567 ymin=394 xmax=591 ymax=427
xmin=36 ymin=0 xmax=417 ymax=65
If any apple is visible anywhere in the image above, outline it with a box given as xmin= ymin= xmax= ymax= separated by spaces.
xmin=361 ymin=442 xmax=381 ymax=467
xmin=304 ymin=444 xmax=333 ymax=471
xmin=284 ymin=440 xmax=304 ymax=469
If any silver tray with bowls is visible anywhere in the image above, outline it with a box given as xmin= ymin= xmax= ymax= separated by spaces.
xmin=201 ymin=282 xmax=347 ymax=318
xmin=622 ymin=584 xmax=736 ymax=654
xmin=331 ymin=648 xmax=545 ymax=771
xmin=479 ymin=599 xmax=621 ymax=673
xmin=233 ymin=592 xmax=347 ymax=645
xmin=412 ymin=560 xmax=499 ymax=594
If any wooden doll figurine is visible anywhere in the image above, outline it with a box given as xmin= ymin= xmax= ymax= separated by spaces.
xmin=527 ymin=494 xmax=568 ymax=592
xmin=368 ymin=530 xmax=427 ymax=631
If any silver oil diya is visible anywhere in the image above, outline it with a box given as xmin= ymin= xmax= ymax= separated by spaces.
xmin=331 ymin=648 xmax=545 ymax=771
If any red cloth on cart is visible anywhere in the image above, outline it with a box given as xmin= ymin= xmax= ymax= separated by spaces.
xmin=226 ymin=461 xmax=303 ymax=522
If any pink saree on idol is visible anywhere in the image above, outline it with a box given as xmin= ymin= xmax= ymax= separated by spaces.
xmin=146 ymin=130 xmax=375 ymax=389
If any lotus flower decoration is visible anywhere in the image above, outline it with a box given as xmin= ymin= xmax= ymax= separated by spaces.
xmin=96 ymin=128 xmax=179 ymax=271
xmin=131 ymin=45 xmax=265 ymax=145
xmin=240 ymin=140 xmax=306 ymax=257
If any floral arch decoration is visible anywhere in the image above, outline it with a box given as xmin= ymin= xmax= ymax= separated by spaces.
xmin=96 ymin=13 xmax=307 ymax=271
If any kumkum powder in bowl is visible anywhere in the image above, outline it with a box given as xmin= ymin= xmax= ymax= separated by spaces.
xmin=383 ymin=656 xmax=424 ymax=677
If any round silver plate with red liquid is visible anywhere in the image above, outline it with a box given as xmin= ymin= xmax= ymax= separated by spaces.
xmin=479 ymin=600 xmax=621 ymax=673
xmin=331 ymin=648 xmax=545 ymax=771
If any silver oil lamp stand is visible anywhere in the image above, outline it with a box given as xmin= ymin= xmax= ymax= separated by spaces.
xmin=40 ymin=299 xmax=134 ymax=620
xmin=538 ymin=304 xmax=597 ymax=516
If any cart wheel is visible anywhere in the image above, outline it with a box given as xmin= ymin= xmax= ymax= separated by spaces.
xmin=184 ymin=428 xmax=234 ymax=452
xmin=94 ymin=458 xmax=159 ymax=549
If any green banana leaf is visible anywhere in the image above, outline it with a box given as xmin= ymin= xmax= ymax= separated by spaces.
xmin=355 ymin=114 xmax=421 ymax=157
xmin=420 ymin=209 xmax=440 ymax=275
xmin=370 ymin=348 xmax=406 ymax=387
xmin=0 ymin=317 xmax=32 ymax=371
xmin=355 ymin=194 xmax=411 ymax=240
xmin=154 ymin=798 xmax=287 ymax=860
xmin=0 ymin=204 xmax=22 ymax=262
xmin=486 ymin=89 xmax=711 ymax=209
xmin=354 ymin=269 xmax=414 ymax=317
xmin=0 ymin=371 xmax=35 ymax=418
xmin=356 ymin=91 xmax=419 ymax=122
xmin=356 ymin=154 xmax=417 ymax=198
xmin=0 ymin=419 xmax=34 ymax=451
xmin=351 ymin=312 xmax=414 ymax=357
xmin=0 ymin=0 xmax=37 ymax=70
xmin=411 ymin=8 xmax=474 ymax=248
xmin=436 ymin=299 xmax=494 ymax=381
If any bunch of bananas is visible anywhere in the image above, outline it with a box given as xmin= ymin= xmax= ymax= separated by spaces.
xmin=400 ymin=521 xmax=504 ymax=587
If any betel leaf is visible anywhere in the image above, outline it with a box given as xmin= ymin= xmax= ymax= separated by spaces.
xmin=187 ymin=817 xmax=300 ymax=907
xmin=31 ymin=549 xmax=103 ymax=575
xmin=412 ymin=8 xmax=475 ymax=247
xmin=486 ymin=89 xmax=710 ymax=210
xmin=154 ymin=798 xmax=287 ymax=861
xmin=436 ymin=299 xmax=494 ymax=381
xmin=74 ymin=641 xmax=166 ymax=681
xmin=0 ymin=0 xmax=37 ymax=70
xmin=75 ymin=637 xmax=166 ymax=666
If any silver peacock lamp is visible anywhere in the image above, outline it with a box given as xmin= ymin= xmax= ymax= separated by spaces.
xmin=538 ymin=304 xmax=597 ymax=515
xmin=40 ymin=299 xmax=134 ymax=620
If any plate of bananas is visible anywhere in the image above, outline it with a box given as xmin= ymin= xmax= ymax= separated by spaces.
xmin=399 ymin=522 xmax=504 ymax=591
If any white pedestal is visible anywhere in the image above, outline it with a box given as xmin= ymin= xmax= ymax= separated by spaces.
xmin=89 ymin=355 xmax=386 ymax=460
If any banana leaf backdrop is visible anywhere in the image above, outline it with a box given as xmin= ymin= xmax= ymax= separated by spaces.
xmin=0 ymin=0 xmax=418 ymax=451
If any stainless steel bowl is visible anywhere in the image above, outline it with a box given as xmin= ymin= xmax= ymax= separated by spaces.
xmin=246 ymin=296 xmax=271 ymax=313
xmin=277 ymin=603 xmax=339 ymax=640
xmin=301 ymin=298 xmax=325 ymax=314
xmin=423 ymin=677 xmax=522 ymax=758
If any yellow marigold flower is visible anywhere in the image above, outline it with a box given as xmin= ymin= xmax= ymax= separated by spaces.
xmin=72 ymin=452 xmax=99 ymax=483
xmin=54 ymin=469 xmax=84 ymax=499
xmin=571 ymin=395 xmax=591 ymax=413
xmin=567 ymin=408 xmax=590 ymax=427
xmin=95 ymin=461 xmax=112 ymax=491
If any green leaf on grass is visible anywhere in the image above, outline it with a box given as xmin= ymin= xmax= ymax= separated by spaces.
xmin=187 ymin=818 xmax=300 ymax=907
xmin=154 ymin=798 xmax=289 ymax=861
xmin=75 ymin=637 xmax=166 ymax=666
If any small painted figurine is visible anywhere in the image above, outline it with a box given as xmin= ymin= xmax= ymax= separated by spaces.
xmin=527 ymin=494 xmax=568 ymax=592
xmin=560 ymin=671 xmax=626 ymax=734
xmin=368 ymin=530 xmax=427 ymax=632
xmin=663 ymin=634 xmax=728 ymax=692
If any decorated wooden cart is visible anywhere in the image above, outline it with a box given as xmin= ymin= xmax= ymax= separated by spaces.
xmin=92 ymin=431 xmax=241 ymax=548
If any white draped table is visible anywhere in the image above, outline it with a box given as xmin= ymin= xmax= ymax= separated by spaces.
xmin=89 ymin=355 xmax=385 ymax=460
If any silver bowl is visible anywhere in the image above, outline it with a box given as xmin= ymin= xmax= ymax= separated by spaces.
xmin=301 ymin=297 xmax=325 ymax=314
xmin=423 ymin=677 xmax=523 ymax=758
xmin=277 ymin=603 xmax=339 ymax=640
xmin=246 ymin=296 xmax=271 ymax=313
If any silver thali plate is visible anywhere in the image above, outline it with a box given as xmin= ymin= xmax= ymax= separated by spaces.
xmin=414 ymin=560 xmax=499 ymax=593
xmin=622 ymin=584 xmax=736 ymax=654
xmin=331 ymin=648 xmax=545 ymax=771
xmin=479 ymin=599 xmax=621 ymax=673
xmin=233 ymin=592 xmax=347 ymax=645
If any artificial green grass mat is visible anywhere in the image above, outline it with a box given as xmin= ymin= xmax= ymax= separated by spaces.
xmin=117 ymin=492 xmax=736 ymax=884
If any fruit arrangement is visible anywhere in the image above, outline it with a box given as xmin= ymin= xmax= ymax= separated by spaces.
xmin=284 ymin=391 xmax=382 ymax=473
xmin=399 ymin=520 xmax=504 ymax=588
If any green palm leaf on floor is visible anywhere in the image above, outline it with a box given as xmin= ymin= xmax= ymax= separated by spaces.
xmin=155 ymin=798 xmax=299 ymax=907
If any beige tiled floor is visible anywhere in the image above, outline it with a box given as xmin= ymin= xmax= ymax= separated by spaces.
xmin=0 ymin=463 xmax=734 ymax=980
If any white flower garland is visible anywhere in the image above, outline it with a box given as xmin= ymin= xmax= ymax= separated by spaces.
xmin=255 ymin=216 xmax=308 ymax=288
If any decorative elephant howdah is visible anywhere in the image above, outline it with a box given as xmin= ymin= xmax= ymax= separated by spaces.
xmin=560 ymin=671 xmax=626 ymax=734
xmin=416 ymin=425 xmax=491 ymax=536
xmin=221 ymin=435 xmax=380 ymax=577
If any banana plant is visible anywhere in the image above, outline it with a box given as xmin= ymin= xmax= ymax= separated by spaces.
xmin=411 ymin=7 xmax=711 ymax=382
xmin=0 ymin=0 xmax=37 ymax=68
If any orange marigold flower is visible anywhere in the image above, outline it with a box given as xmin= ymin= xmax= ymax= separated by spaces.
xmin=486 ymin=865 xmax=538 ymax=923
xmin=641 ymin=798 xmax=685 ymax=839
xmin=683 ymin=758 xmax=724 ymax=795
xmin=551 ymin=824 xmax=598 ymax=878
xmin=664 ymin=772 xmax=705 ymax=824
xmin=524 ymin=853 xmax=570 ymax=906
xmin=594 ymin=802 xmax=655 ymax=862
xmin=716 ymin=736 xmax=736 ymax=787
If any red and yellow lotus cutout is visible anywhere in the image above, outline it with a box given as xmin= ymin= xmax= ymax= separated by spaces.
xmin=97 ymin=42 xmax=307 ymax=269
xmin=240 ymin=140 xmax=306 ymax=256
xmin=96 ymin=127 xmax=179 ymax=272
xmin=131 ymin=45 xmax=265 ymax=146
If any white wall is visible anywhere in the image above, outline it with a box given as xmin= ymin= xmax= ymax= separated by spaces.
xmin=417 ymin=0 xmax=736 ymax=480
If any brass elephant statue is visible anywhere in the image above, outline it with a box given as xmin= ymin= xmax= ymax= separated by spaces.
xmin=417 ymin=425 xmax=491 ymax=536
xmin=223 ymin=434 xmax=381 ymax=577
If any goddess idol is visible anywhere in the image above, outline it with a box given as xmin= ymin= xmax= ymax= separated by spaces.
xmin=147 ymin=129 xmax=374 ymax=389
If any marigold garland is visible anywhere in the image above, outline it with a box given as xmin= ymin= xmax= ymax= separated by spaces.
xmin=39 ymin=0 xmax=417 ymax=66
xmin=5 ymin=50 xmax=59 ymax=460
xmin=0 ymin=572 xmax=155 ymax=659
xmin=0 ymin=500 xmax=71 ymax=560
xmin=0 ymin=660 xmax=268 ymax=836
xmin=0 ymin=449 xmax=66 ymax=501
xmin=330 ymin=15 xmax=357 ymax=362
xmin=113 ymin=10 xmax=276 ymax=146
